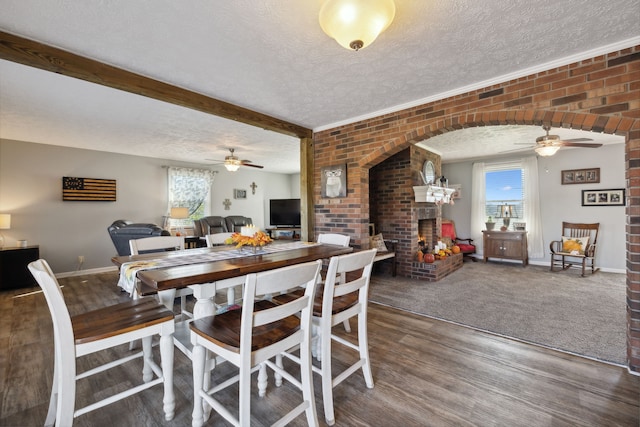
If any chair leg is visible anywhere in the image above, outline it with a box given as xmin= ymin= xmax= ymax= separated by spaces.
xmin=239 ymin=355 xmax=252 ymax=427
xmin=321 ymin=325 xmax=335 ymax=426
xmin=44 ymin=352 xmax=60 ymax=427
xmin=274 ymin=354 xmax=284 ymax=387
xmin=56 ymin=349 xmax=76 ymax=427
xmin=342 ymin=319 xmax=351 ymax=333
xmin=192 ymin=344 xmax=206 ymax=427
xmin=141 ymin=335 xmax=153 ymax=383
xmin=358 ymin=312 xmax=374 ymax=389
xmin=300 ymin=333 xmax=319 ymax=427
xmin=257 ymin=363 xmax=268 ymax=397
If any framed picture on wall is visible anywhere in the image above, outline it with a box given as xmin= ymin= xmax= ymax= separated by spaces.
xmin=561 ymin=168 xmax=600 ymax=185
xmin=321 ymin=164 xmax=347 ymax=198
xmin=233 ymin=189 xmax=247 ymax=199
xmin=581 ymin=189 xmax=625 ymax=206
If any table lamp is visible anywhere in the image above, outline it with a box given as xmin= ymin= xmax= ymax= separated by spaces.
xmin=170 ymin=207 xmax=189 ymax=236
xmin=0 ymin=214 xmax=11 ymax=248
xmin=497 ymin=204 xmax=516 ymax=230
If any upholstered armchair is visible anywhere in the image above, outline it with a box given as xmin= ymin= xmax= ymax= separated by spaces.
xmin=107 ymin=220 xmax=170 ymax=256
xmin=224 ymin=216 xmax=253 ymax=233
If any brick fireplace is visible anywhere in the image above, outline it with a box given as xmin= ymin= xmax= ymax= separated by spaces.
xmin=369 ymin=146 xmax=463 ymax=280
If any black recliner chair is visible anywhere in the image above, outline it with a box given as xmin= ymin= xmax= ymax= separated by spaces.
xmin=196 ymin=216 xmax=228 ymax=237
xmin=224 ymin=216 xmax=253 ymax=233
xmin=108 ymin=220 xmax=170 ymax=256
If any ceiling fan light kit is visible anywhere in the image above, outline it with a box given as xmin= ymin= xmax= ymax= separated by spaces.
xmin=319 ymin=0 xmax=396 ymax=51
xmin=534 ymin=145 xmax=561 ymax=157
xmin=212 ymin=148 xmax=264 ymax=172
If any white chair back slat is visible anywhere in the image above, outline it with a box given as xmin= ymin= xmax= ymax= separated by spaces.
xmin=317 ymin=233 xmax=350 ymax=247
xmin=130 ymin=236 xmax=185 ymax=255
xmin=205 ymin=232 xmax=234 ymax=247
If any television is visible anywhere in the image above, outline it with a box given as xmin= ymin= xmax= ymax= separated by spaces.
xmin=269 ymin=198 xmax=301 ymax=227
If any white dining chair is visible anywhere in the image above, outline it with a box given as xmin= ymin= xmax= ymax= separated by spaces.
xmin=205 ymin=232 xmax=234 ymax=246
xmin=205 ymin=232 xmax=244 ymax=308
xmin=317 ymin=233 xmax=352 ymax=332
xmin=190 ymin=259 xmax=322 ymax=427
xmin=277 ymin=249 xmax=377 ymax=426
xmin=28 ymin=259 xmax=176 ymax=426
xmin=129 ymin=236 xmax=192 ymax=320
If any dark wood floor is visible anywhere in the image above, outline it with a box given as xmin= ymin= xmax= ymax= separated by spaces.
xmin=1 ymin=271 xmax=638 ymax=426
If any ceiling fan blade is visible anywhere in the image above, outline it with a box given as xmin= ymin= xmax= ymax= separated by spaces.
xmin=559 ymin=142 xmax=603 ymax=148
xmin=241 ymin=162 xmax=264 ymax=169
xmin=562 ymin=137 xmax=594 ymax=143
xmin=499 ymin=147 xmax=533 ymax=154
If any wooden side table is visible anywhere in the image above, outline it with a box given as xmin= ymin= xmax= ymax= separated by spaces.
xmin=482 ymin=231 xmax=528 ymax=267
xmin=0 ymin=245 xmax=40 ymax=290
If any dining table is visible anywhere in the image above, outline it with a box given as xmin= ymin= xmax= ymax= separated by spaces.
xmin=111 ymin=240 xmax=353 ymax=320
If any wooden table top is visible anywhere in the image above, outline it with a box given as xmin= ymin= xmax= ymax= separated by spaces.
xmin=112 ymin=243 xmax=353 ymax=292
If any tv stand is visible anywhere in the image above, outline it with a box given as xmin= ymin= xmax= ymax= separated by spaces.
xmin=266 ymin=227 xmax=301 ymax=240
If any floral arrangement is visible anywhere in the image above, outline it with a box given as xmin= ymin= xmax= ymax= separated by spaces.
xmin=225 ymin=231 xmax=272 ymax=248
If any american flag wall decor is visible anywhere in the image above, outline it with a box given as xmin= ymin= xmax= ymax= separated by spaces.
xmin=62 ymin=177 xmax=117 ymax=201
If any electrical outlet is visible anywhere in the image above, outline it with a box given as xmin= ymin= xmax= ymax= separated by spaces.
xmin=78 ymin=255 xmax=84 ymax=264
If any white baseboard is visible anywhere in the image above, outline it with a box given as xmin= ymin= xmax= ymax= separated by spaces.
xmin=56 ymin=266 xmax=118 ymax=279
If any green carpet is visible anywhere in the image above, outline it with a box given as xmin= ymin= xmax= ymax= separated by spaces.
xmin=369 ymin=261 xmax=626 ymax=366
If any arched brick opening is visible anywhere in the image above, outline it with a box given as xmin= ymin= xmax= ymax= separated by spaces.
xmin=359 ymin=110 xmax=639 ymax=373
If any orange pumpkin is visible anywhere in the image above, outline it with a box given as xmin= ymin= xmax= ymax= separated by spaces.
xmin=423 ymin=253 xmax=435 ymax=263
xmin=451 ymin=245 xmax=461 ymax=254
xmin=417 ymin=251 xmax=424 ymax=262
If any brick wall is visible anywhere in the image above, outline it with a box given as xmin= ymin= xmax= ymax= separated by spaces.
xmin=313 ymin=46 xmax=640 ymax=373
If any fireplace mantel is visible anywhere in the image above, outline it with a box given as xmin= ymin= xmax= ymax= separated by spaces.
xmin=413 ymin=185 xmax=456 ymax=204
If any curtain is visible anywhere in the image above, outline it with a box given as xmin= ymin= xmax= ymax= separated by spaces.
xmin=167 ymin=167 xmax=217 ymax=216
xmin=522 ymin=156 xmax=544 ymax=258
xmin=471 ymin=162 xmax=486 ymax=252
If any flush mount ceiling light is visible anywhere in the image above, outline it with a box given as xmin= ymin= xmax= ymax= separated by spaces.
xmin=319 ymin=0 xmax=396 ymax=51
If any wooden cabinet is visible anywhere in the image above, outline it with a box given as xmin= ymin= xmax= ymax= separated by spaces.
xmin=482 ymin=231 xmax=528 ymax=267
xmin=0 ymin=246 xmax=40 ymax=290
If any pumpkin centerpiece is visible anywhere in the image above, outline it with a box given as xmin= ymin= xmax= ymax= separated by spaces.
xmin=423 ymin=253 xmax=435 ymax=263
xmin=451 ymin=245 xmax=461 ymax=254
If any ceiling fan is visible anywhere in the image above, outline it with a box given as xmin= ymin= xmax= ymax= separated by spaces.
xmin=207 ymin=148 xmax=264 ymax=171
xmin=512 ymin=125 xmax=602 ymax=156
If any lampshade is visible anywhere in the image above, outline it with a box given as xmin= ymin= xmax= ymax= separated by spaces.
xmin=319 ymin=0 xmax=396 ymax=51
xmin=498 ymin=204 xmax=516 ymax=218
xmin=0 ymin=214 xmax=10 ymax=229
xmin=170 ymin=207 xmax=189 ymax=219
xmin=535 ymin=145 xmax=560 ymax=156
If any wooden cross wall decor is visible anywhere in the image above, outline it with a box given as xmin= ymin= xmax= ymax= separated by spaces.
xmin=250 ymin=182 xmax=258 ymax=194
xmin=223 ymin=198 xmax=231 ymax=210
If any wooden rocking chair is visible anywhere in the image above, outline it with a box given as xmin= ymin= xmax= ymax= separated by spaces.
xmin=549 ymin=222 xmax=600 ymax=276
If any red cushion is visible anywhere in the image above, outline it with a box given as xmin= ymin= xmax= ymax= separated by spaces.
xmin=441 ymin=223 xmax=456 ymax=240
xmin=457 ymin=244 xmax=475 ymax=253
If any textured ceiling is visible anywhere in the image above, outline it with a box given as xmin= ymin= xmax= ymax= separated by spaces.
xmin=0 ymin=0 xmax=638 ymax=172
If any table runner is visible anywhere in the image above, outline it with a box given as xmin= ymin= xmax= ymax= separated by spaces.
xmin=117 ymin=241 xmax=318 ymax=294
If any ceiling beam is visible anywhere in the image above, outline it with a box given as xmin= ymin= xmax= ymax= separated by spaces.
xmin=0 ymin=31 xmax=312 ymax=139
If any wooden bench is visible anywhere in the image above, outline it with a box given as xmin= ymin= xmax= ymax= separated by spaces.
xmin=373 ymin=239 xmax=397 ymax=276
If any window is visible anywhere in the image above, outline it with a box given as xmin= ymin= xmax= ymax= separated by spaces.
xmin=485 ymin=166 xmax=523 ymax=230
xmin=166 ymin=167 xmax=217 ymax=230
xmin=471 ymin=157 xmax=543 ymax=258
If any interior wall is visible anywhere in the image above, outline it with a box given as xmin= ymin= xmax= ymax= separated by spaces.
xmin=441 ymin=143 xmax=626 ymax=272
xmin=0 ymin=139 xmax=297 ymax=273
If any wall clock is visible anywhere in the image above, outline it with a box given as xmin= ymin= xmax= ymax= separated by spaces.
xmin=421 ymin=160 xmax=435 ymax=185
